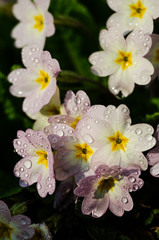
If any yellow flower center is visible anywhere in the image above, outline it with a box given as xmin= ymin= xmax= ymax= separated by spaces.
xmin=94 ymin=177 xmax=116 ymax=199
xmin=115 ymin=50 xmax=133 ymax=70
xmin=108 ymin=130 xmax=129 ymax=152
xmin=74 ymin=143 xmax=94 ymax=162
xmin=0 ymin=221 xmax=13 ymax=239
xmin=33 ymin=14 xmax=44 ymax=32
xmin=154 ymin=49 xmax=159 ymax=62
xmin=35 ymin=70 xmax=50 ymax=90
xmin=36 ymin=150 xmax=48 ymax=168
xmin=129 ymin=0 xmax=147 ymax=19
xmin=70 ymin=116 xmax=81 ymax=129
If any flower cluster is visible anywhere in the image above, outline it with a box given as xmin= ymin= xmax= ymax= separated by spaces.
xmin=6 ymin=0 xmax=159 ymax=223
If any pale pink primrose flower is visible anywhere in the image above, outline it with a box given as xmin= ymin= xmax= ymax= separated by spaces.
xmin=145 ymin=34 xmax=159 ymax=80
xmin=74 ymin=165 xmax=144 ymax=218
xmin=146 ymin=124 xmax=159 ymax=177
xmin=12 ymin=0 xmax=55 ymax=49
xmin=76 ymin=104 xmax=156 ymax=171
xmin=8 ymin=44 xmax=61 ymax=114
xmin=48 ymin=123 xmax=96 ymax=183
xmin=106 ymin=0 xmax=159 ymax=35
xmin=44 ymin=90 xmax=91 ymax=135
xmin=0 ymin=200 xmax=35 ymax=239
xmin=13 ymin=129 xmax=55 ymax=198
xmin=89 ymin=27 xmax=154 ymax=97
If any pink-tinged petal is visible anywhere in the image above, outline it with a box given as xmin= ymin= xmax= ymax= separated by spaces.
xmin=45 ymin=12 xmax=55 ymax=37
xmin=11 ymin=23 xmax=30 ymax=48
xmin=8 ymin=69 xmax=26 ymax=84
xmin=107 ymin=12 xmax=136 ymax=35
xmin=150 ymin=163 xmax=159 ymax=177
xmin=0 ymin=200 xmax=11 ymax=222
xmin=48 ymin=123 xmax=76 ymax=148
xmin=147 ymin=148 xmax=159 ymax=166
xmin=74 ymin=176 xmax=97 ymax=197
xmin=108 ymin=70 xmax=135 ymax=97
xmin=76 ymin=116 xmax=114 ymax=148
xmin=34 ymin=0 xmax=50 ymax=11
xmin=64 ymin=90 xmax=90 ymax=117
xmin=37 ymin=172 xmax=55 ymax=198
xmin=12 ymin=0 xmax=35 ymax=21
xmin=83 ymin=105 xmax=107 ymax=120
xmin=127 ymin=30 xmax=152 ymax=57
xmin=129 ymin=57 xmax=154 ymax=85
xmin=126 ymin=124 xmax=156 ymax=152
xmin=81 ymin=192 xmax=109 ymax=218
xmin=103 ymin=104 xmax=131 ymax=133
xmin=89 ymin=51 xmax=118 ymax=77
xmin=122 ymin=171 xmax=144 ymax=192
xmin=99 ymin=28 xmax=126 ymax=52
xmin=109 ymin=184 xmax=133 ymax=216
xmin=91 ymin=144 xmax=120 ymax=170
xmin=106 ymin=0 xmax=125 ymax=12
xmin=22 ymin=45 xmax=43 ymax=70
xmin=150 ymin=0 xmax=159 ymax=19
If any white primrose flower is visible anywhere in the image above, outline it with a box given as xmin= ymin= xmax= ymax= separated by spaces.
xmin=106 ymin=0 xmax=159 ymax=35
xmin=89 ymin=27 xmax=154 ymax=97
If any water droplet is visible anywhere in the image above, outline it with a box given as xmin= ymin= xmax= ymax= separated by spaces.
xmin=57 ymin=130 xmax=64 ymax=137
xmin=73 ymin=106 xmax=78 ymax=111
xmin=95 ymin=120 xmax=99 ymax=124
xmin=68 ymin=130 xmax=73 ymax=134
xmin=133 ymin=184 xmax=139 ymax=191
xmin=135 ymin=128 xmax=142 ymax=135
xmin=21 ymin=218 xmax=27 ymax=225
xmin=128 ymin=176 xmax=136 ymax=183
xmin=122 ymin=197 xmax=128 ymax=204
xmin=70 ymin=136 xmax=76 ymax=142
xmin=87 ymin=125 xmax=91 ymax=129
xmin=48 ymin=184 xmax=52 ymax=188
xmin=37 ymin=183 xmax=42 ymax=190
xmin=147 ymin=127 xmax=152 ymax=132
xmin=121 ymin=107 xmax=127 ymax=113
xmin=83 ymin=134 xmax=94 ymax=144
xmin=24 ymin=173 xmax=28 ymax=178
xmin=145 ymin=134 xmax=152 ymax=142
xmin=75 ymin=97 xmax=81 ymax=104
xmin=14 ymin=170 xmax=20 ymax=177
xmin=51 ymin=136 xmax=57 ymax=143
xmin=19 ymin=179 xmax=28 ymax=188
xmin=34 ymin=58 xmax=39 ymax=63
xmin=20 ymin=167 xmax=24 ymax=172
xmin=24 ymin=160 xmax=32 ymax=169
xmin=84 ymin=102 xmax=89 ymax=107
xmin=22 ymin=231 xmax=30 ymax=239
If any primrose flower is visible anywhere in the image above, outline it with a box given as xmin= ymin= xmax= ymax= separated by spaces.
xmin=0 ymin=200 xmax=34 ymax=239
xmin=89 ymin=27 xmax=154 ymax=97
xmin=74 ymin=165 xmax=144 ymax=218
xmin=31 ymin=223 xmax=52 ymax=240
xmin=27 ymin=86 xmax=62 ymax=131
xmin=146 ymin=125 xmax=159 ymax=177
xmin=44 ymin=90 xmax=91 ymax=135
xmin=48 ymin=123 xmax=96 ymax=182
xmin=106 ymin=0 xmax=159 ymax=35
xmin=8 ymin=45 xmax=61 ymax=114
xmin=145 ymin=34 xmax=159 ymax=80
xmin=76 ymin=104 xmax=156 ymax=171
xmin=12 ymin=0 xmax=55 ymax=48
xmin=13 ymin=129 xmax=55 ymax=198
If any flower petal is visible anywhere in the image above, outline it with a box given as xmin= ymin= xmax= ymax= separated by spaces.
xmin=0 ymin=200 xmax=11 ymax=222
xmin=34 ymin=0 xmax=50 ymax=11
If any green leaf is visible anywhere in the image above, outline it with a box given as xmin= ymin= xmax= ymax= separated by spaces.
xmin=10 ymin=201 xmax=28 ymax=216
xmin=144 ymin=212 xmax=154 ymax=225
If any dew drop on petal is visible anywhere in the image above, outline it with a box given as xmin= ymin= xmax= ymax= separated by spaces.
xmin=51 ymin=136 xmax=57 ymax=143
xmin=145 ymin=134 xmax=152 ymax=142
xmin=37 ymin=183 xmax=42 ymax=190
xmin=24 ymin=160 xmax=32 ymax=169
xmin=57 ymin=130 xmax=64 ymax=137
xmin=22 ymin=231 xmax=30 ymax=240
xmin=20 ymin=167 xmax=24 ymax=172
xmin=14 ymin=170 xmax=20 ymax=177
xmin=133 ymin=184 xmax=139 ymax=191
xmin=21 ymin=218 xmax=27 ymax=225
xmin=87 ymin=125 xmax=91 ymax=129
xmin=83 ymin=134 xmax=94 ymax=144
xmin=128 ymin=176 xmax=136 ymax=183
xmin=16 ymin=140 xmax=21 ymax=146
xmin=48 ymin=184 xmax=52 ymax=188
xmin=19 ymin=179 xmax=28 ymax=188
xmin=122 ymin=197 xmax=128 ymax=204
xmin=135 ymin=128 xmax=142 ymax=135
